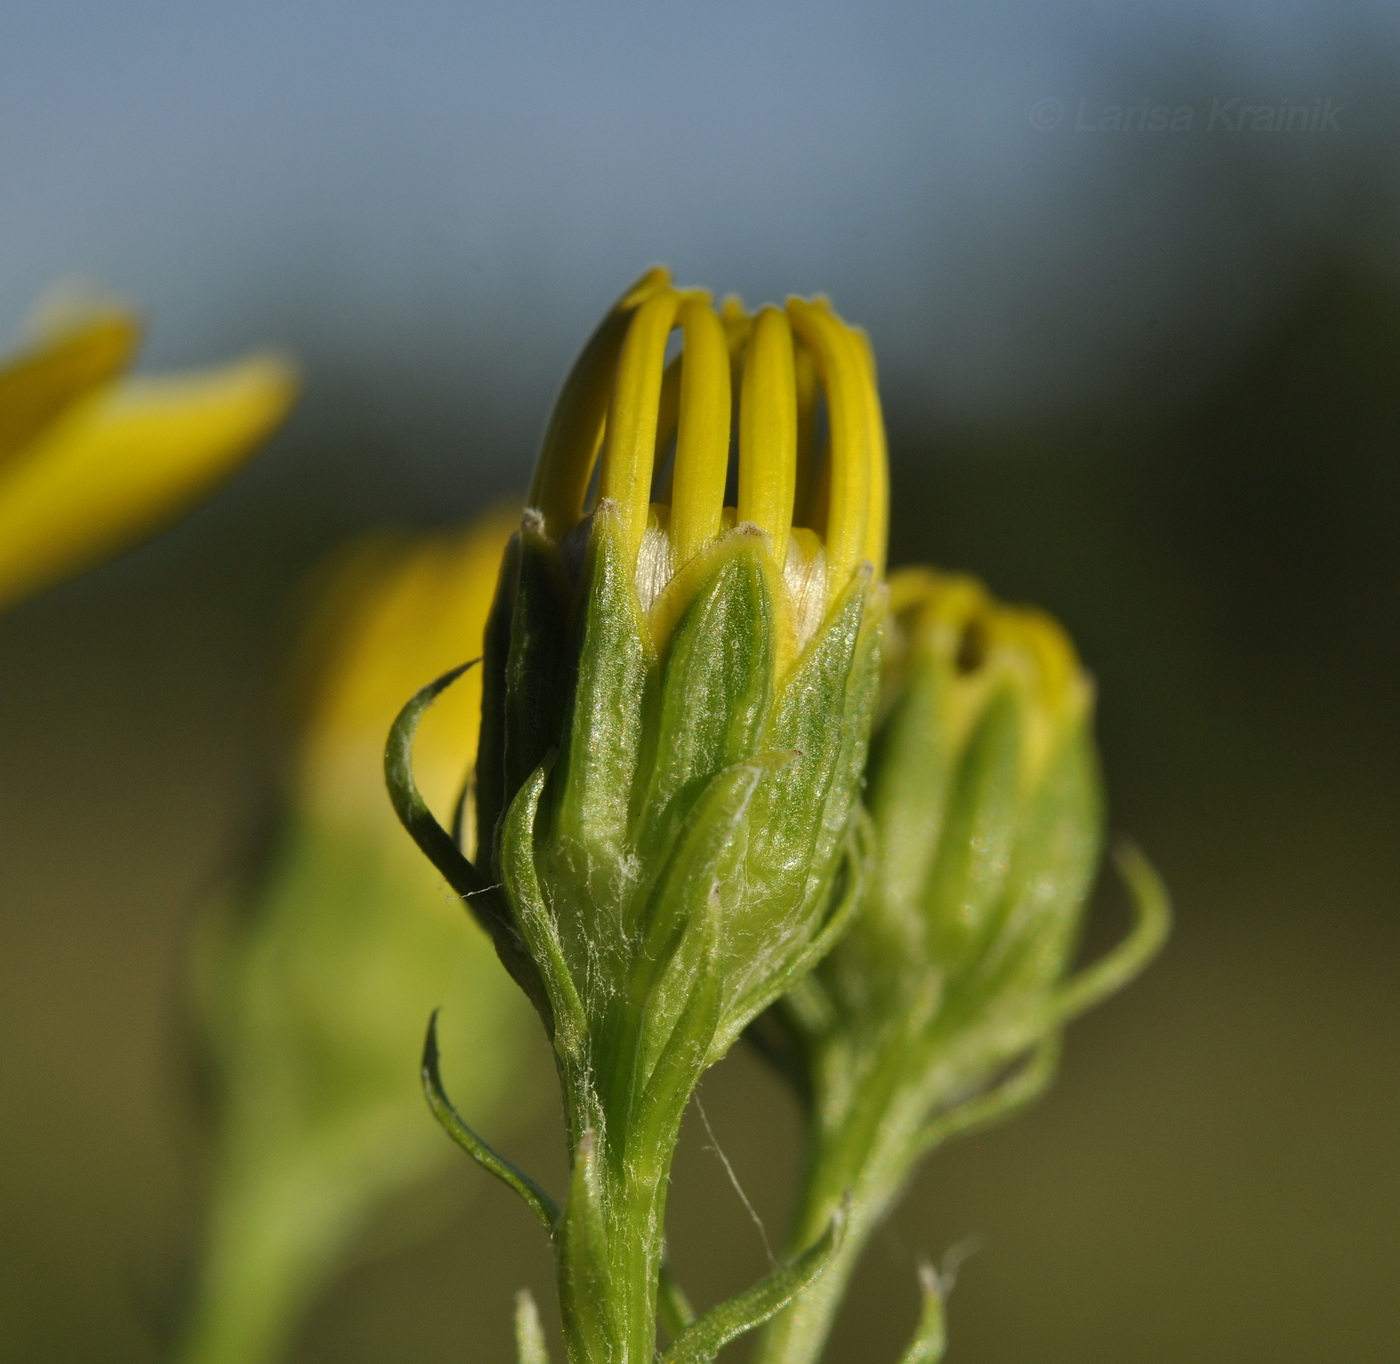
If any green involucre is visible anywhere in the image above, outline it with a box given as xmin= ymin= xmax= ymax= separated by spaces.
xmin=458 ymin=504 xmax=884 ymax=1364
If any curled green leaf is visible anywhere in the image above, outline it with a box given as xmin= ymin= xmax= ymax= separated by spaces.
xmin=894 ymin=1263 xmax=946 ymax=1364
xmin=1052 ymin=841 xmax=1171 ymax=1024
xmin=420 ymin=1010 xmax=559 ymax=1234
xmin=660 ymin=1203 xmax=846 ymax=1364
xmin=912 ymin=1034 xmax=1061 ymax=1162
xmin=384 ymin=660 xmax=531 ymax=977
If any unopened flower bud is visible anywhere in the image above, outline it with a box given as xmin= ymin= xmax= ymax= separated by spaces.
xmin=395 ymin=268 xmax=889 ymax=1364
xmin=474 ymin=269 xmax=887 ymax=1067
xmin=184 ymin=514 xmax=533 ymax=1364
xmin=752 ymin=568 xmax=1168 ymax=1364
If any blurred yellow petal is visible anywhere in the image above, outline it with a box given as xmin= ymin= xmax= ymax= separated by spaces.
xmin=298 ymin=505 xmax=519 ymax=820
xmin=0 ymin=310 xmax=142 ymax=470
xmin=0 ymin=353 xmax=297 ymax=611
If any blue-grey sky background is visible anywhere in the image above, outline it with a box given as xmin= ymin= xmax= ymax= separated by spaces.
xmin=4 ymin=0 xmax=1399 ymax=489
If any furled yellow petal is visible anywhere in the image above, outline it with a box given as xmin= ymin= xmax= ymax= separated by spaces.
xmin=668 ymin=299 xmax=732 ymax=567
xmin=786 ymin=298 xmax=876 ymax=592
xmin=529 ymin=267 xmax=672 ymax=541
xmin=0 ymin=310 xmax=142 ymax=471
xmin=0 ymin=354 xmax=297 ymax=611
xmin=737 ymin=305 xmax=798 ymax=568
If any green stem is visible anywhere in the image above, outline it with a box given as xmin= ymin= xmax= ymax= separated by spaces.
xmin=751 ymin=1056 xmax=924 ymax=1364
xmin=555 ymin=1130 xmax=675 ymax=1363
xmin=554 ymin=999 xmax=693 ymax=1364
xmin=754 ymin=1022 xmax=1061 ymax=1364
xmin=176 ymin=1162 xmax=338 ymax=1364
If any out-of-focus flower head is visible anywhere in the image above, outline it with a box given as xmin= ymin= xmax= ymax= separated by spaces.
xmin=183 ymin=511 xmax=533 ymax=1364
xmin=752 ymin=566 xmax=1168 ymax=1364
xmin=0 ymin=293 xmax=296 ymax=612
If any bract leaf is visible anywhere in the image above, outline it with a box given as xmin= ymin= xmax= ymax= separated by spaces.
xmin=659 ymin=1204 xmax=846 ymax=1364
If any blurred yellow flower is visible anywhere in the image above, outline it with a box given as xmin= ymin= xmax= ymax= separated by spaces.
xmin=297 ymin=503 xmax=519 ymax=822
xmin=184 ymin=508 xmax=533 ymax=1364
xmin=0 ymin=298 xmax=296 ymax=611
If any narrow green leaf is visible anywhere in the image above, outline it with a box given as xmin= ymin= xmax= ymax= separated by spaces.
xmin=383 ymin=661 xmax=494 ymax=905
xmin=639 ymin=754 xmax=767 ymax=967
xmin=750 ymin=579 xmax=868 ymax=897
xmin=503 ymin=518 xmax=572 ymax=822
xmin=722 ymin=811 xmax=868 ymax=1053
xmin=895 ymin=1264 xmax=946 ymax=1364
xmin=911 ymin=1034 xmax=1061 ymax=1162
xmin=639 ymin=542 xmax=775 ymax=853
xmin=421 ymin=1010 xmax=559 ymax=1234
xmin=921 ymin=688 xmax=1024 ymax=975
xmin=500 ymin=762 xmax=588 ymax=1063
xmin=968 ymin=719 xmax=1103 ymax=1004
xmin=1052 ymin=841 xmax=1170 ymax=1023
xmin=514 ymin=1288 xmax=552 ymax=1364
xmin=659 ymin=1205 xmax=846 ymax=1364
xmin=634 ymin=751 xmax=792 ymax=1083
xmin=633 ymin=929 xmax=724 ymax=1152
xmin=554 ymin=508 xmax=650 ymax=880
xmin=384 ymin=660 xmax=542 ymax=1006
xmin=862 ymin=656 xmax=954 ymax=974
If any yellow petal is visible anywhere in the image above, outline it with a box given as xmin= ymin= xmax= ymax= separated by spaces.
xmin=529 ymin=267 xmax=672 ymax=541
xmin=737 ymin=305 xmax=798 ymax=568
xmin=786 ymin=299 xmax=876 ymax=592
xmin=0 ymin=354 xmax=297 ymax=611
xmin=669 ymin=299 xmax=732 ymax=567
xmin=599 ymin=288 xmax=688 ymax=563
xmin=0 ymin=310 xmax=142 ymax=471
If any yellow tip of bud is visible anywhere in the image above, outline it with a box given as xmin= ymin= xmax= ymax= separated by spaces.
xmin=888 ymin=567 xmax=1092 ymax=787
xmin=526 ymin=269 xmax=889 ymax=642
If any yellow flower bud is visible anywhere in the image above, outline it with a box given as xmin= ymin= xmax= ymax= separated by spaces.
xmin=524 ymin=268 xmax=886 ymax=665
xmin=390 ymin=270 xmax=891 ymax=1364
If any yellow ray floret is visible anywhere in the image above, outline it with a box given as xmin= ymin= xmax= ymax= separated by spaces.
xmin=0 ymin=311 xmax=141 ymax=469
xmin=0 ymin=303 xmax=297 ymax=612
xmin=888 ymin=567 xmax=1092 ymax=787
xmin=527 ymin=268 xmax=889 ymax=640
